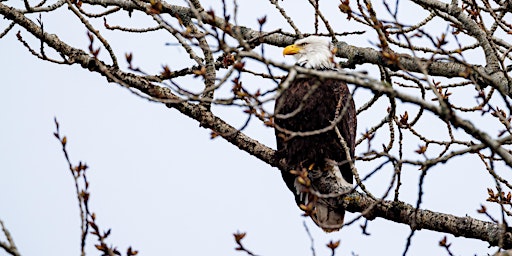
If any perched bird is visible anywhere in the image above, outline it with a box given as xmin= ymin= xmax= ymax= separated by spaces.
xmin=274 ymin=36 xmax=356 ymax=232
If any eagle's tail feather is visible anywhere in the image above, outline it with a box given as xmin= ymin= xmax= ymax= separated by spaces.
xmin=300 ymin=160 xmax=352 ymax=232
xmin=311 ymin=202 xmax=345 ymax=232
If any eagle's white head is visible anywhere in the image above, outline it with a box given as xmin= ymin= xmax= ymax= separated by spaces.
xmin=283 ymin=36 xmax=335 ymax=69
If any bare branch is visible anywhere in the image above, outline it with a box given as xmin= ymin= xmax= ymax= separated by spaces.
xmin=0 ymin=219 xmax=21 ymax=256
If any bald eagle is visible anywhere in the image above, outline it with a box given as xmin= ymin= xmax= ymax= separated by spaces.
xmin=275 ymin=36 xmax=356 ymax=232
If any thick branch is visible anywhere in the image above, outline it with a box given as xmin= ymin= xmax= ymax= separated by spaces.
xmin=408 ymin=0 xmax=511 ymax=94
xmin=77 ymin=0 xmax=511 ymax=96
xmin=342 ymin=192 xmax=512 ymax=248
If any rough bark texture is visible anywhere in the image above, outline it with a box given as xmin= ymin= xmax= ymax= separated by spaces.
xmin=341 ymin=192 xmax=512 ymax=248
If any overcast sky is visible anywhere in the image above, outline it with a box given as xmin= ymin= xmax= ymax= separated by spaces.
xmin=0 ymin=1 xmax=505 ymax=255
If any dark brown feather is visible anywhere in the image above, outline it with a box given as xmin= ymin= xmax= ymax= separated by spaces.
xmin=274 ymin=76 xmax=356 ymax=204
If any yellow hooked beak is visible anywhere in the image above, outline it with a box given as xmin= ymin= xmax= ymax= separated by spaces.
xmin=283 ymin=44 xmax=302 ymax=56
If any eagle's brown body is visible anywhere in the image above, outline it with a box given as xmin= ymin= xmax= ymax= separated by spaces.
xmin=275 ymin=76 xmax=356 ymax=231
xmin=275 ymin=77 xmax=356 ymax=178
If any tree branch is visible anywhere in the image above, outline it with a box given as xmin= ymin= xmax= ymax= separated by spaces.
xmin=70 ymin=0 xmax=512 ymax=97
xmin=0 ymin=219 xmax=21 ymax=256
xmin=2 ymin=0 xmax=512 ymax=249
xmin=342 ymin=192 xmax=512 ymax=249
